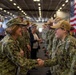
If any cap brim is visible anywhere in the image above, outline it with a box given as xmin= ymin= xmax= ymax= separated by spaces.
xmin=51 ymin=24 xmax=60 ymax=29
xmin=18 ymin=23 xmax=28 ymax=26
xmin=51 ymin=20 xmax=64 ymax=29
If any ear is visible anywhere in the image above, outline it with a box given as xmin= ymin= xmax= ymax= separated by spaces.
xmin=63 ymin=29 xmax=67 ymax=33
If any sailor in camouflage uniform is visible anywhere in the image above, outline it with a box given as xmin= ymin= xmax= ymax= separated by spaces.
xmin=69 ymin=53 xmax=76 ymax=75
xmin=18 ymin=20 xmax=31 ymax=59
xmin=0 ymin=18 xmax=38 ymax=75
xmin=47 ymin=17 xmax=62 ymax=58
xmin=37 ymin=20 xmax=76 ymax=75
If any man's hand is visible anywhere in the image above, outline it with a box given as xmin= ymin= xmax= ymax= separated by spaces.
xmin=20 ymin=49 xmax=24 ymax=57
xmin=27 ymin=45 xmax=31 ymax=51
xmin=38 ymin=39 xmax=42 ymax=43
xmin=37 ymin=59 xmax=44 ymax=67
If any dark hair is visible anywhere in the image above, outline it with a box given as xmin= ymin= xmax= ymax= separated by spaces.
xmin=6 ymin=25 xmax=21 ymax=35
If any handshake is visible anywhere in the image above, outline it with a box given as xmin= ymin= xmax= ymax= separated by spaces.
xmin=37 ymin=59 xmax=44 ymax=67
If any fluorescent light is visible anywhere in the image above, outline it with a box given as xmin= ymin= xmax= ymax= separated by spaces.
xmin=39 ymin=7 xmax=41 ymax=10
xmin=33 ymin=0 xmax=40 ymax=2
xmin=0 ymin=8 xmax=3 ymax=10
xmin=65 ymin=0 xmax=68 ymax=3
xmin=39 ymin=7 xmax=41 ymax=9
xmin=4 ymin=10 xmax=6 ymax=12
xmin=7 ymin=12 xmax=10 ymax=14
xmin=38 ymin=3 xmax=40 ymax=6
xmin=33 ymin=0 xmax=37 ymax=1
xmin=39 ymin=8 xmax=41 ymax=11
xmin=62 ymin=4 xmax=65 ymax=6
xmin=39 ymin=10 xmax=41 ymax=14
xmin=21 ymin=10 xmax=23 ymax=13
xmin=17 ymin=6 xmax=20 ymax=9
xmin=10 ymin=13 xmax=12 ymax=15
xmin=24 ymin=13 xmax=27 ymax=15
xmin=60 ymin=7 xmax=62 ymax=9
xmin=19 ymin=8 xmax=21 ymax=10
xmin=37 ymin=0 xmax=40 ymax=1
xmin=13 ymin=3 xmax=17 ymax=6
xmin=10 ymin=0 xmax=13 ymax=1
xmin=58 ymin=9 xmax=60 ymax=11
xmin=24 ymin=14 xmax=27 ymax=16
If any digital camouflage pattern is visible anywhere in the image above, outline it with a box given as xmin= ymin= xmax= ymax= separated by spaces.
xmin=18 ymin=30 xmax=31 ymax=58
xmin=46 ymin=29 xmax=55 ymax=53
xmin=0 ymin=35 xmax=37 ymax=75
xmin=51 ymin=36 xmax=59 ymax=59
xmin=6 ymin=18 xmax=26 ymax=27
xmin=69 ymin=48 xmax=76 ymax=75
xmin=44 ymin=35 xmax=76 ymax=75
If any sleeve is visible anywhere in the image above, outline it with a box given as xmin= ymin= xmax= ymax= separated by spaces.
xmin=70 ymin=54 xmax=76 ymax=75
xmin=25 ymin=32 xmax=31 ymax=45
xmin=64 ymin=38 xmax=76 ymax=75
xmin=44 ymin=58 xmax=57 ymax=67
xmin=5 ymin=42 xmax=38 ymax=68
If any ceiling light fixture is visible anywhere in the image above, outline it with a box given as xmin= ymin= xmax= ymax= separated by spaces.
xmin=4 ymin=10 xmax=6 ymax=12
xmin=39 ymin=7 xmax=41 ymax=9
xmin=17 ymin=6 xmax=20 ymax=9
xmin=37 ymin=0 xmax=40 ymax=1
xmin=38 ymin=3 xmax=40 ymax=6
xmin=33 ymin=0 xmax=40 ymax=2
xmin=0 ymin=8 xmax=3 ymax=10
xmin=65 ymin=0 xmax=68 ymax=3
xmin=7 ymin=12 xmax=10 ymax=14
xmin=19 ymin=8 xmax=22 ymax=10
xmin=62 ymin=4 xmax=65 ymax=6
xmin=21 ymin=10 xmax=24 ymax=13
xmin=13 ymin=3 xmax=17 ymax=6
xmin=10 ymin=0 xmax=13 ymax=2
xmin=58 ymin=9 xmax=60 ymax=11
xmin=60 ymin=7 xmax=62 ymax=9
xmin=33 ymin=0 xmax=37 ymax=1
xmin=8 ymin=0 xmax=27 ymax=17
xmin=39 ymin=8 xmax=41 ymax=11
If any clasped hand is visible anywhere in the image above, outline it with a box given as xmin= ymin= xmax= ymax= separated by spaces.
xmin=37 ymin=58 xmax=44 ymax=67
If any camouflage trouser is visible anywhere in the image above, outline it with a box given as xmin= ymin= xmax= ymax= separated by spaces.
xmin=50 ymin=65 xmax=60 ymax=75
xmin=50 ymin=65 xmax=69 ymax=75
xmin=1 ymin=70 xmax=16 ymax=75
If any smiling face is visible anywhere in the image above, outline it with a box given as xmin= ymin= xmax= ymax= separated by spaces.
xmin=15 ymin=27 xmax=22 ymax=36
xmin=10 ymin=25 xmax=22 ymax=37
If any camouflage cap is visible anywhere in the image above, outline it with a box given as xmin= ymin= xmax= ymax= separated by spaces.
xmin=54 ymin=17 xmax=62 ymax=22
xmin=53 ymin=17 xmax=63 ymax=26
xmin=51 ymin=20 xmax=71 ymax=31
xmin=6 ymin=18 xmax=25 ymax=27
xmin=21 ymin=21 xmax=28 ymax=26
